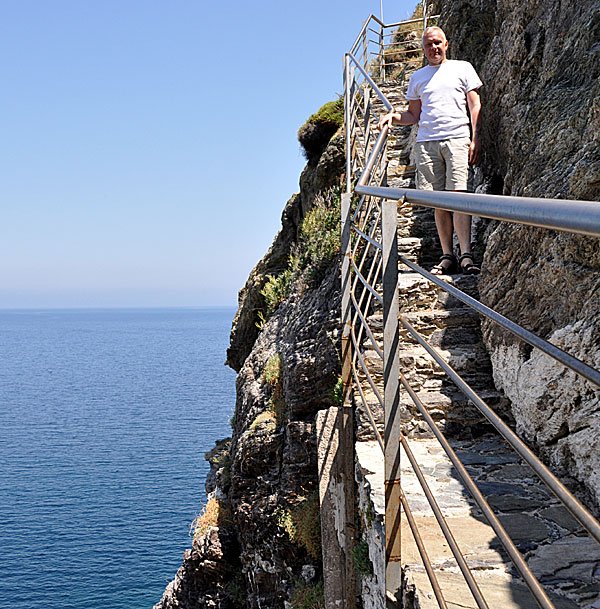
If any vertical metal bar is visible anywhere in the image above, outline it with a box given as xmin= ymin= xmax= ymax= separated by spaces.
xmin=341 ymin=192 xmax=353 ymax=404
xmin=379 ymin=23 xmax=385 ymax=81
xmin=342 ymin=52 xmax=357 ymax=608
xmin=341 ymin=397 xmax=357 ymax=608
xmin=342 ymin=56 xmax=353 ymax=407
xmin=423 ymin=1 xmax=428 ymax=31
xmin=382 ymin=197 xmax=401 ymax=598
xmin=344 ymin=55 xmax=352 ymax=193
xmin=362 ymin=27 xmax=368 ymax=73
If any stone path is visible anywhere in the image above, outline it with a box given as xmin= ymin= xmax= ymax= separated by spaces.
xmin=358 ymin=433 xmax=600 ymax=609
xmin=352 ymin=68 xmax=600 ymax=609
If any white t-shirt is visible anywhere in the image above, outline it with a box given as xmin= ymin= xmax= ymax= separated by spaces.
xmin=406 ymin=59 xmax=482 ymax=142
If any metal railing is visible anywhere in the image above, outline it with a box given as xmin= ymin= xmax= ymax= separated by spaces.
xmin=349 ymin=11 xmax=436 ymax=82
xmin=341 ymin=11 xmax=600 ymax=609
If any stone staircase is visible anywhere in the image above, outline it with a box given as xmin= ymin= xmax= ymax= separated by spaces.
xmin=353 ymin=69 xmax=600 ymax=609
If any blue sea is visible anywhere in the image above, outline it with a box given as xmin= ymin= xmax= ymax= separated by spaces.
xmin=0 ymin=307 xmax=237 ymax=609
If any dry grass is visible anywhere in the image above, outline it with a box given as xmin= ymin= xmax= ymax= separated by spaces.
xmin=190 ymin=497 xmax=231 ymax=545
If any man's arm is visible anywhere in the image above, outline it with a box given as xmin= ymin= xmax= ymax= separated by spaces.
xmin=378 ymin=99 xmax=421 ymax=130
xmin=467 ymin=89 xmax=482 ymax=164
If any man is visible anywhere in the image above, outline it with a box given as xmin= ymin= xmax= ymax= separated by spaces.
xmin=378 ymin=26 xmax=482 ymax=274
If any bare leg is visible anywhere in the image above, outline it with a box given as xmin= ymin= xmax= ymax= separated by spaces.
xmin=453 ymin=211 xmax=472 ymax=257
xmin=454 ymin=210 xmax=480 ymax=273
xmin=435 ymin=209 xmax=454 ymax=254
xmin=431 ymin=209 xmax=456 ymax=274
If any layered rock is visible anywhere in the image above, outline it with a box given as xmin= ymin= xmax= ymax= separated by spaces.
xmin=431 ymin=0 xmax=600 ymax=507
xmin=156 ymin=129 xmax=345 ymax=608
xmin=228 ymin=263 xmax=342 ymax=607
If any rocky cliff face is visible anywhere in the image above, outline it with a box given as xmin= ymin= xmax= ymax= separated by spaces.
xmin=155 ymin=131 xmax=345 ymax=609
xmin=226 ymin=133 xmax=345 ymax=372
xmin=432 ymin=0 xmax=600 ymax=505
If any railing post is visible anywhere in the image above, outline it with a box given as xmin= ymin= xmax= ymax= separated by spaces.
xmin=379 ymin=23 xmax=385 ymax=81
xmin=344 ymin=55 xmax=353 ymax=193
xmin=382 ymin=197 xmax=401 ymax=601
xmin=341 ymin=191 xmax=352 ymax=403
xmin=342 ymin=53 xmax=353 ymax=403
xmin=340 ymin=190 xmax=357 ymax=608
xmin=342 ymin=56 xmax=358 ymax=604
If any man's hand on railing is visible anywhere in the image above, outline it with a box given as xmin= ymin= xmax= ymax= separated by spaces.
xmin=377 ymin=112 xmax=400 ymax=131
xmin=378 ymin=101 xmax=421 ymax=131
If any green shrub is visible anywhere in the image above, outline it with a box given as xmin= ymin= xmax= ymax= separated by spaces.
xmin=352 ymin=539 xmax=373 ymax=576
xmin=298 ymin=98 xmax=344 ymax=161
xmin=263 ymin=353 xmax=282 ymax=385
xmin=277 ymin=491 xmax=322 ymax=560
xmin=332 ymin=376 xmax=344 ymax=406
xmin=263 ymin=353 xmax=285 ymax=424
xmin=261 ymin=267 xmax=295 ymax=319
xmin=294 ymin=189 xmax=341 ymax=285
xmin=289 ymin=580 xmax=324 ymax=609
xmin=257 ymin=187 xmax=341 ymax=325
xmin=225 ymin=571 xmax=246 ymax=607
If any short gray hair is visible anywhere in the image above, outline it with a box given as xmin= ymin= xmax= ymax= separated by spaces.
xmin=421 ymin=26 xmax=447 ymax=47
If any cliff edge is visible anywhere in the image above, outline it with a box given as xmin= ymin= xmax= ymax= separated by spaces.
xmin=155 ymin=125 xmax=346 ymax=608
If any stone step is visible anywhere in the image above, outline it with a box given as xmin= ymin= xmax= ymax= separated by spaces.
xmin=368 ymin=274 xmax=480 ymax=317
xmin=356 ymin=436 xmax=599 ymax=609
xmin=354 ymin=357 xmax=509 ymax=441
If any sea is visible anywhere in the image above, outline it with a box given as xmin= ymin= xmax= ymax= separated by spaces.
xmin=0 ymin=307 xmax=237 ymax=609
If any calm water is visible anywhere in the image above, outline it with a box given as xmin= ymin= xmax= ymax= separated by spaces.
xmin=0 ymin=307 xmax=236 ymax=609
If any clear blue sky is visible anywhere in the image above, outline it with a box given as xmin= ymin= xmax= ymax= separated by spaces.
xmin=1 ymin=0 xmax=419 ymax=308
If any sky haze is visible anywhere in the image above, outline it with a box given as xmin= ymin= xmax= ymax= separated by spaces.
xmin=1 ymin=0 xmax=419 ymax=308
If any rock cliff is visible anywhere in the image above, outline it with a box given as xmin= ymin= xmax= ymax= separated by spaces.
xmin=155 ymin=130 xmax=346 ymax=608
xmin=432 ymin=0 xmax=600 ymax=505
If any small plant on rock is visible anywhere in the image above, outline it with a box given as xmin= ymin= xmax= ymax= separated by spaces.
xmin=277 ymin=491 xmax=322 ymax=560
xmin=298 ymin=98 xmax=344 ymax=161
xmin=263 ymin=353 xmax=285 ymax=425
xmin=249 ymin=410 xmax=277 ymax=434
xmin=190 ymin=497 xmax=231 ymax=545
xmin=332 ymin=375 xmax=344 ymax=407
xmin=289 ymin=580 xmax=324 ymax=609
xmin=225 ymin=571 xmax=246 ymax=607
xmin=256 ymin=187 xmax=342 ymax=325
xmin=352 ymin=538 xmax=373 ymax=576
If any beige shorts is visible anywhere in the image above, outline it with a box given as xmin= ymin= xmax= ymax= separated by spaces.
xmin=415 ymin=137 xmax=470 ymax=191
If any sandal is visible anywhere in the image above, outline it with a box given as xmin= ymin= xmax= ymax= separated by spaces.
xmin=431 ymin=253 xmax=458 ymax=275
xmin=459 ymin=253 xmax=480 ymax=275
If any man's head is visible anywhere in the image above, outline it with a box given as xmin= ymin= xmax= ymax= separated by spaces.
xmin=422 ymin=26 xmax=448 ymax=65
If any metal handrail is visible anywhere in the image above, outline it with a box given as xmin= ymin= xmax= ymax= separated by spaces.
xmin=400 ymin=433 xmax=491 ymax=609
xmin=343 ymin=9 xmax=600 ymax=609
xmin=399 ymin=256 xmax=600 ymax=388
xmin=400 ymin=314 xmax=600 ymax=544
xmin=349 ymin=14 xmax=440 ymax=58
xmin=356 ymin=185 xmax=600 ymax=238
xmin=399 ymin=489 xmax=448 ymax=609
xmin=352 ymin=365 xmax=384 ymax=451
xmin=398 ymin=369 xmax=560 ymax=609
xmin=347 ymin=52 xmax=394 ymax=114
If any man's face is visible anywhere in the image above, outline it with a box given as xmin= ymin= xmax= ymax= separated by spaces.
xmin=423 ymin=30 xmax=448 ymax=65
